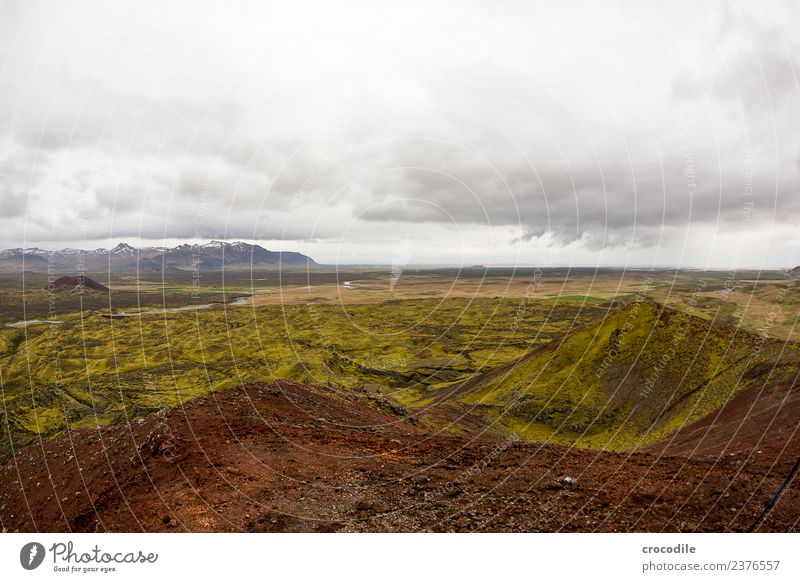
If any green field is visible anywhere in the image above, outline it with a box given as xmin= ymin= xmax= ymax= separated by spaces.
xmin=554 ymin=295 xmax=610 ymax=303
xmin=1 ymin=267 xmax=797 ymax=462
xmin=0 ymin=295 xmax=606 ymax=459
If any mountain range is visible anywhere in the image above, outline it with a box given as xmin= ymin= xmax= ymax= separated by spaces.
xmin=0 ymin=241 xmax=317 ymax=273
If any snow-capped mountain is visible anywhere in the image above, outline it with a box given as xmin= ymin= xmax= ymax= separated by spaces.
xmin=0 ymin=241 xmax=317 ymax=273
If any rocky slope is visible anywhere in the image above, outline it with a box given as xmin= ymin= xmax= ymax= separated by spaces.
xmin=1 ymin=381 xmax=797 ymax=533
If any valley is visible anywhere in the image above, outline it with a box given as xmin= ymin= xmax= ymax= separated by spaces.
xmin=0 ymin=260 xmax=798 ymax=532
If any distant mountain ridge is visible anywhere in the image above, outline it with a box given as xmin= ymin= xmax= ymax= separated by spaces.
xmin=0 ymin=241 xmax=317 ymax=273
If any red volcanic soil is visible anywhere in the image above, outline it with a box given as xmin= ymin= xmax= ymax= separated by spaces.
xmin=48 ymin=275 xmax=110 ymax=293
xmin=1 ymin=381 xmax=798 ymax=533
xmin=647 ymin=373 xmax=800 ymax=459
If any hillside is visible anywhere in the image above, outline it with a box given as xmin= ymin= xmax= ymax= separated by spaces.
xmin=48 ymin=275 xmax=110 ymax=293
xmin=435 ymin=301 xmax=800 ymax=450
xmin=647 ymin=371 xmax=800 ymax=457
xmin=0 ymin=252 xmax=48 ymax=273
xmin=1 ymin=380 xmax=796 ymax=532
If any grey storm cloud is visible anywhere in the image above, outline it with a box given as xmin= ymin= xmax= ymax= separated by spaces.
xmin=0 ymin=0 xmax=799 ymax=266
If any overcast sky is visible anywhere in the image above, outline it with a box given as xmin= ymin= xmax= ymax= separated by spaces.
xmin=1 ymin=0 xmax=799 ymax=268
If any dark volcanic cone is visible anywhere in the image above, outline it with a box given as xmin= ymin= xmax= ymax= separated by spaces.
xmin=48 ymin=275 xmax=110 ymax=293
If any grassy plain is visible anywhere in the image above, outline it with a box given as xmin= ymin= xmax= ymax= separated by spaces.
xmin=0 ymin=266 xmax=797 ymax=461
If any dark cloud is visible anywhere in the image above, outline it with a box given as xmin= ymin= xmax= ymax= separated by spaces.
xmin=0 ymin=0 xmax=798 ymax=266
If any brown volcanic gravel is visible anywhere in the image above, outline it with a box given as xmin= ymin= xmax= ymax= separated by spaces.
xmin=646 ymin=378 xmax=800 ymax=459
xmin=1 ymin=381 xmax=798 ymax=533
